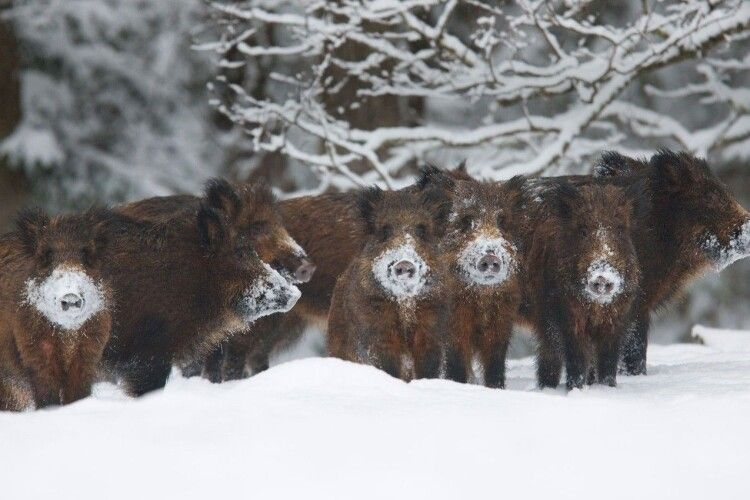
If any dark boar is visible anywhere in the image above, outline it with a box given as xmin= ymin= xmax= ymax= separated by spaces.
xmin=119 ymin=180 xmax=314 ymax=380
xmin=420 ymin=167 xmax=527 ymax=388
xmin=0 ymin=209 xmax=115 ymax=410
xmin=595 ymin=150 xmax=750 ymax=375
xmin=212 ymin=167 xmax=470 ymax=382
xmin=100 ymin=179 xmax=301 ymax=396
xmin=327 ymin=187 xmax=452 ymax=380
xmin=119 ymin=181 xmax=315 ymax=284
xmin=524 ymin=181 xmax=646 ymax=389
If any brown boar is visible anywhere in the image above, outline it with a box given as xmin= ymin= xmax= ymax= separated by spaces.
xmin=524 ymin=180 xmax=647 ymax=389
xmin=327 ymin=186 xmax=452 ymax=380
xmin=100 ymin=179 xmax=301 ymax=396
xmin=120 ymin=181 xmax=314 ymax=380
xmin=594 ymin=150 xmax=750 ymax=375
xmin=0 ymin=209 xmax=115 ymax=410
xmin=419 ymin=167 xmax=527 ymax=388
xmin=211 ymin=167 xmax=470 ymax=382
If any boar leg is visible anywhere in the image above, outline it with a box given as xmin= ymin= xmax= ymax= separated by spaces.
xmin=445 ymin=304 xmax=475 ymax=383
xmin=595 ymin=330 xmax=621 ymax=387
xmin=620 ymin=309 xmax=649 ymax=376
xmin=562 ymin=328 xmax=587 ymax=390
xmin=480 ymin=331 xmax=510 ymax=389
xmin=222 ymin=338 xmax=249 ymax=381
xmin=203 ymin=344 xmax=225 ymax=384
xmin=536 ymin=315 xmax=563 ymax=389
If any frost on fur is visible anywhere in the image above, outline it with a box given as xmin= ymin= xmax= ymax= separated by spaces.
xmin=239 ymin=263 xmax=301 ymax=323
xmin=457 ymin=235 xmax=516 ymax=286
xmin=703 ymin=220 xmax=750 ymax=272
xmin=371 ymin=235 xmax=429 ymax=301
xmin=24 ymin=266 xmax=107 ymax=331
xmin=582 ymin=259 xmax=625 ymax=305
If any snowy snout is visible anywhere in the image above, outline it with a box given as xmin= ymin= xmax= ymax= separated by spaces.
xmin=24 ymin=266 xmax=106 ymax=331
xmin=458 ymin=236 xmax=515 ymax=286
xmin=372 ymin=236 xmax=429 ymax=300
xmin=704 ymin=219 xmax=750 ymax=271
xmin=583 ymin=260 xmax=624 ymax=304
xmin=240 ymin=263 xmax=302 ymax=323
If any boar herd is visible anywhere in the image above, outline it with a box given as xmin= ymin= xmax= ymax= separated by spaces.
xmin=1 ymin=150 xmax=749 ymax=411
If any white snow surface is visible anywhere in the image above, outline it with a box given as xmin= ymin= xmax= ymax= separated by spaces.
xmin=1 ymin=326 xmax=750 ymax=499
xmin=457 ymin=234 xmax=516 ymax=286
xmin=23 ymin=266 xmax=107 ymax=331
xmin=240 ymin=263 xmax=301 ymax=323
xmin=371 ymin=234 xmax=429 ymax=301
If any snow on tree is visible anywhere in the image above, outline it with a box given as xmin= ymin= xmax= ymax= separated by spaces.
xmin=206 ymin=0 xmax=750 ymax=192
xmin=1 ymin=0 xmax=226 ymax=208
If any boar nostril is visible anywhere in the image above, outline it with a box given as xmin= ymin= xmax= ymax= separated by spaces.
xmin=60 ymin=293 xmax=84 ymax=311
xmin=477 ymin=254 xmax=502 ymax=274
xmin=589 ymin=275 xmax=614 ymax=296
xmin=393 ymin=260 xmax=416 ymax=279
xmin=293 ymin=259 xmax=316 ymax=283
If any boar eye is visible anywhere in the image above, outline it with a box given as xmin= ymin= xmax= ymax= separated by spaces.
xmin=248 ymin=221 xmax=268 ymax=237
xmin=234 ymin=245 xmax=255 ymax=260
xmin=415 ymin=223 xmax=428 ymax=240
xmin=459 ymin=216 xmax=473 ymax=233
xmin=380 ymin=224 xmax=393 ymax=241
xmin=496 ymin=213 xmax=506 ymax=228
xmin=81 ymin=247 xmax=96 ymax=267
xmin=38 ymin=248 xmax=53 ymax=268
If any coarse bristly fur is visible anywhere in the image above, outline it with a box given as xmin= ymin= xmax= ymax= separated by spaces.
xmin=0 ymin=208 xmax=116 ymax=410
xmin=594 ymin=150 xmax=750 ymax=376
xmin=117 ymin=179 xmax=314 ymax=382
xmin=100 ymin=179 xmax=300 ymax=396
xmin=522 ymin=179 xmax=648 ymax=389
xmin=212 ymin=163 xmax=472 ymax=382
xmin=419 ymin=167 xmax=528 ymax=388
xmin=327 ymin=185 xmax=453 ymax=381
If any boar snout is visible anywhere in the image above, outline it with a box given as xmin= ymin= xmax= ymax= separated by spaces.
xmin=583 ymin=259 xmax=624 ymax=304
xmin=477 ymin=254 xmax=502 ymax=274
xmin=60 ymin=293 xmax=84 ymax=312
xmin=293 ymin=258 xmax=316 ymax=283
xmin=393 ymin=260 xmax=416 ymax=279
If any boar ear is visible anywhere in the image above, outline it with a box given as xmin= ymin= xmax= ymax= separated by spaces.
xmin=249 ymin=180 xmax=276 ymax=207
xmin=595 ymin=151 xmax=632 ymax=177
xmin=451 ymin=161 xmax=474 ymax=181
xmin=650 ymin=150 xmax=710 ymax=190
xmin=421 ymin=185 xmax=453 ymax=234
xmin=15 ymin=207 xmax=50 ymax=254
xmin=205 ymin=178 xmax=242 ymax=221
xmin=417 ymin=164 xmax=456 ymax=191
xmin=357 ymin=186 xmax=384 ymax=233
xmin=85 ymin=207 xmax=116 ymax=256
xmin=548 ymin=181 xmax=580 ymax=219
xmin=624 ymin=178 xmax=651 ymax=222
xmin=197 ymin=204 xmax=227 ymax=251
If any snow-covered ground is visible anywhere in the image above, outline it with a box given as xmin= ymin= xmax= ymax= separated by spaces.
xmin=1 ymin=326 xmax=749 ymax=500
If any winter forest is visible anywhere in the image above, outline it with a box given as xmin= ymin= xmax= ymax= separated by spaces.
xmin=1 ymin=1 xmax=750 ymax=499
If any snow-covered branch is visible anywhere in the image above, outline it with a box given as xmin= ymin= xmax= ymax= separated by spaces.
xmin=207 ymin=0 xmax=750 ymax=188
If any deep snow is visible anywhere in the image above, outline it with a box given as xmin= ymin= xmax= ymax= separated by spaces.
xmin=1 ymin=326 xmax=749 ymax=500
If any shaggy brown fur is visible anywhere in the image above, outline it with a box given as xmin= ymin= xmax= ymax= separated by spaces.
xmin=100 ymin=180 xmax=299 ymax=396
xmin=327 ymin=186 xmax=452 ymax=380
xmin=419 ymin=167 xmax=527 ymax=388
xmin=118 ymin=180 xmax=313 ymax=381
xmin=0 ymin=209 xmax=114 ymax=410
xmin=594 ymin=150 xmax=750 ymax=375
xmin=522 ymin=181 xmax=647 ymax=389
